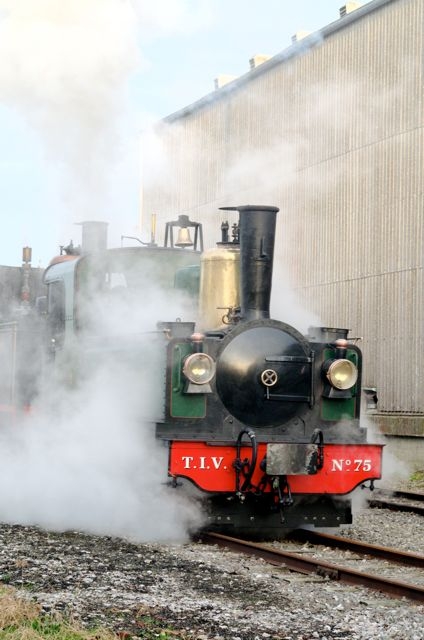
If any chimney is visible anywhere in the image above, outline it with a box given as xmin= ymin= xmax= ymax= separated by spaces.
xmin=220 ymin=205 xmax=279 ymax=321
xmin=78 ymin=221 xmax=108 ymax=254
xmin=249 ymin=54 xmax=271 ymax=70
xmin=291 ymin=31 xmax=311 ymax=43
xmin=214 ymin=74 xmax=237 ymax=90
xmin=340 ymin=2 xmax=362 ymax=17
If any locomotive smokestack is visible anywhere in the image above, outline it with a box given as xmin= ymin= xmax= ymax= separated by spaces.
xmin=220 ymin=205 xmax=279 ymax=321
xmin=77 ymin=221 xmax=108 ymax=254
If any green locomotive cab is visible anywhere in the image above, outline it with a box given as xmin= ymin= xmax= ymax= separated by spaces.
xmin=25 ymin=219 xmax=198 ymax=410
xmin=43 ymin=247 xmax=200 ymax=345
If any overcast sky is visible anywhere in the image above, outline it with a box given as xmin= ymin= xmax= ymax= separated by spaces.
xmin=0 ymin=0 xmax=372 ymax=267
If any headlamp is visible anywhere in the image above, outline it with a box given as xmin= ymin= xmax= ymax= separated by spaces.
xmin=183 ymin=353 xmax=216 ymax=385
xmin=325 ymin=359 xmax=358 ymax=390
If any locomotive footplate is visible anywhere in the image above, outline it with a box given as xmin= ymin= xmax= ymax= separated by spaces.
xmin=204 ymin=494 xmax=353 ymax=539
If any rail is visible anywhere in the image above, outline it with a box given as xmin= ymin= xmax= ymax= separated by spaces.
xmin=201 ymin=531 xmax=424 ymax=603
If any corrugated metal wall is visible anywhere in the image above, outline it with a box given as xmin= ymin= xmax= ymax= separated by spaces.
xmin=141 ymin=0 xmax=424 ymax=416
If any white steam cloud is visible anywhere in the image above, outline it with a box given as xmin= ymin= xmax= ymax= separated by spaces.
xmin=0 ymin=282 xmax=204 ymax=541
xmin=0 ymin=0 xmax=212 ymax=243
xmin=0 ymin=0 xmax=211 ymax=541
xmin=0 ymin=0 xmax=140 ymax=226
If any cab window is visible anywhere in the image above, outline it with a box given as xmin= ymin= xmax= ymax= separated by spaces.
xmin=47 ymin=281 xmax=65 ymax=346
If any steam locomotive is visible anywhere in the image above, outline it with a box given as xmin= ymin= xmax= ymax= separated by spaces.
xmin=157 ymin=205 xmax=382 ymax=535
xmin=0 ymin=205 xmax=382 ymax=537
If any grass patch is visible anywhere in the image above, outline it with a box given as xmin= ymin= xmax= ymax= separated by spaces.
xmin=409 ymin=470 xmax=424 ymax=487
xmin=0 ymin=586 xmax=40 ymax=631
xmin=0 ymin=587 xmax=113 ymax=640
xmin=0 ymin=587 xmax=187 ymax=640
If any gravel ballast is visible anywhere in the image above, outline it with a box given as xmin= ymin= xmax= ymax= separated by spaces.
xmin=0 ymin=503 xmax=423 ymax=640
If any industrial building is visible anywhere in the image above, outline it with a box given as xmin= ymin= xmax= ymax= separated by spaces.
xmin=141 ymin=0 xmax=424 ymax=457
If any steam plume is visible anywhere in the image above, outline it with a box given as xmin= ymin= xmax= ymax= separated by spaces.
xmin=0 ymin=0 xmax=211 ymax=541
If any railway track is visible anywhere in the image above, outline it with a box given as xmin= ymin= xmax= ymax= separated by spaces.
xmin=290 ymin=528 xmax=424 ymax=567
xmin=202 ymin=530 xmax=424 ymax=603
xmin=368 ymin=489 xmax=424 ymax=516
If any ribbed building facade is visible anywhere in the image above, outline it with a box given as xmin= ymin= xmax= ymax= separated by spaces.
xmin=141 ymin=0 xmax=424 ymax=435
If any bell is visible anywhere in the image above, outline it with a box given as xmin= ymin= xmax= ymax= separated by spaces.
xmin=175 ymin=227 xmax=193 ymax=247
